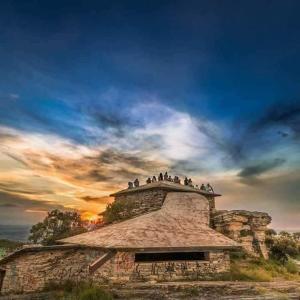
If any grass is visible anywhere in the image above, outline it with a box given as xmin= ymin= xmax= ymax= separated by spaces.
xmin=44 ymin=280 xmax=114 ymax=300
xmin=0 ymin=239 xmax=24 ymax=259
xmin=226 ymin=251 xmax=300 ymax=282
xmin=0 ymin=239 xmax=23 ymax=250
xmin=0 ymin=248 xmax=6 ymax=259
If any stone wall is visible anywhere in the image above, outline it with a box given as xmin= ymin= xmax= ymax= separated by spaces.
xmin=0 ymin=248 xmax=104 ymax=294
xmin=212 ymin=210 xmax=271 ymax=258
xmin=114 ymin=189 xmax=168 ymax=218
xmin=94 ymin=251 xmax=230 ymax=282
xmin=0 ymin=248 xmax=230 ymax=294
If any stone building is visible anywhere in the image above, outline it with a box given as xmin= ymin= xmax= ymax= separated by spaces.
xmin=0 ymin=179 xmax=271 ymax=294
xmin=110 ymin=181 xmax=272 ymax=258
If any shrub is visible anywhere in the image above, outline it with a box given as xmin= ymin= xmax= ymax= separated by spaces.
xmin=0 ymin=239 xmax=24 ymax=250
xmin=269 ymin=236 xmax=299 ymax=263
xmin=44 ymin=280 xmax=77 ymax=292
xmin=78 ymin=287 xmax=113 ymax=300
xmin=228 ymin=254 xmax=300 ymax=282
xmin=285 ymin=260 xmax=298 ymax=274
xmin=240 ymin=229 xmax=252 ymax=237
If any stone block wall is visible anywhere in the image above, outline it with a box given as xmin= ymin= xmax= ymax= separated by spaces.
xmin=212 ymin=210 xmax=271 ymax=258
xmin=0 ymin=248 xmax=104 ymax=294
xmin=1 ymin=248 xmax=230 ymax=294
xmin=94 ymin=251 xmax=230 ymax=282
xmin=114 ymin=189 xmax=168 ymax=218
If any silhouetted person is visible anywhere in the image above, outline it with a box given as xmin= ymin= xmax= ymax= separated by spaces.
xmin=164 ymin=172 xmax=168 ymax=181
xmin=184 ymin=177 xmax=188 ymax=185
xmin=168 ymin=175 xmax=173 ymax=182
xmin=146 ymin=177 xmax=152 ymax=184
xmin=152 ymin=176 xmax=157 ymax=182
xmin=206 ymin=183 xmax=214 ymax=193
xmin=134 ymin=178 xmax=139 ymax=187
xmin=158 ymin=173 xmax=163 ymax=181
xmin=200 ymin=184 xmax=206 ymax=191
xmin=128 ymin=182 xmax=133 ymax=189
xmin=188 ymin=178 xmax=193 ymax=187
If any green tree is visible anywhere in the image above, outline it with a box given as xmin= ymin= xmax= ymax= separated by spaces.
xmin=293 ymin=232 xmax=300 ymax=241
xmin=29 ymin=210 xmax=87 ymax=245
xmin=265 ymin=228 xmax=277 ymax=248
xmin=278 ymin=231 xmax=291 ymax=238
xmin=269 ymin=235 xmax=299 ymax=263
xmin=265 ymin=229 xmax=277 ymax=237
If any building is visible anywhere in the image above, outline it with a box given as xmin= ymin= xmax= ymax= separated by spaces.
xmin=0 ymin=178 xmax=270 ymax=294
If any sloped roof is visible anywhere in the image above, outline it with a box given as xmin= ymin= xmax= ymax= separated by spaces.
xmin=0 ymin=244 xmax=98 ymax=265
xmin=110 ymin=181 xmax=221 ymax=197
xmin=60 ymin=192 xmax=239 ymax=251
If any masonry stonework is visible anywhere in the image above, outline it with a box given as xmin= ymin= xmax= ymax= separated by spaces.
xmin=0 ymin=248 xmax=230 ymax=294
xmin=92 ymin=251 xmax=230 ymax=282
xmin=0 ymin=248 xmax=104 ymax=294
xmin=114 ymin=189 xmax=168 ymax=218
xmin=113 ymin=188 xmax=271 ymax=258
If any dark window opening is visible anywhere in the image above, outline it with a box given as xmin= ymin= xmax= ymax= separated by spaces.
xmin=135 ymin=252 xmax=208 ymax=262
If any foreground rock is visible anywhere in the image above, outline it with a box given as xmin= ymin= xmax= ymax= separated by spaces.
xmin=0 ymin=281 xmax=299 ymax=300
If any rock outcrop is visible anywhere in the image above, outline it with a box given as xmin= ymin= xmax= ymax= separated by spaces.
xmin=212 ymin=210 xmax=271 ymax=258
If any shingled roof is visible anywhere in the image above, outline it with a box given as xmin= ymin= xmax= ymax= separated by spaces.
xmin=60 ymin=192 xmax=239 ymax=251
xmin=110 ymin=181 xmax=221 ymax=197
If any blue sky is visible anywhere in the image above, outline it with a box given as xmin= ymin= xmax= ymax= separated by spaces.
xmin=0 ymin=0 xmax=299 ymax=229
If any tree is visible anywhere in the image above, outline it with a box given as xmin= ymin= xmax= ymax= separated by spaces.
xmin=29 ymin=210 xmax=87 ymax=245
xmin=293 ymin=232 xmax=300 ymax=241
xmin=265 ymin=228 xmax=277 ymax=248
xmin=265 ymin=229 xmax=277 ymax=237
xmin=278 ymin=231 xmax=291 ymax=238
xmin=269 ymin=235 xmax=299 ymax=263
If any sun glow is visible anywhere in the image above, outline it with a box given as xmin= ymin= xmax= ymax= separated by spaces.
xmin=81 ymin=211 xmax=99 ymax=222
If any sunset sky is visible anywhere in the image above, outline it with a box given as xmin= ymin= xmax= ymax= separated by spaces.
xmin=0 ymin=1 xmax=299 ymax=230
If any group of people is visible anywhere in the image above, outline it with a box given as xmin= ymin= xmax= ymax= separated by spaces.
xmin=145 ymin=172 xmax=181 ymax=184
xmin=127 ymin=171 xmax=214 ymax=193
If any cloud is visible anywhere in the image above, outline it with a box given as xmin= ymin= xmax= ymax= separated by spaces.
xmin=0 ymin=191 xmax=68 ymax=225
xmin=0 ymin=203 xmax=19 ymax=208
xmin=80 ymin=196 xmax=113 ymax=204
xmin=0 ymin=182 xmax=55 ymax=195
xmin=214 ymin=170 xmax=300 ymax=231
xmin=0 ymin=97 xmax=299 ymax=229
xmin=251 ymin=100 xmax=300 ymax=138
xmin=238 ymin=158 xmax=286 ymax=178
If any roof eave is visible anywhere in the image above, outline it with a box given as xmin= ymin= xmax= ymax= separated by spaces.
xmin=110 ymin=183 xmax=221 ymax=197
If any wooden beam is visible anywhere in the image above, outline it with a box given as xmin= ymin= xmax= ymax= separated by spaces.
xmin=89 ymin=251 xmax=116 ymax=274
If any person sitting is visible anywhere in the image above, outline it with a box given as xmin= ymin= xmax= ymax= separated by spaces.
xmin=128 ymin=182 xmax=133 ymax=189
xmin=134 ymin=178 xmax=139 ymax=187
xmin=174 ymin=176 xmax=179 ymax=183
xmin=184 ymin=177 xmax=189 ymax=185
xmin=188 ymin=178 xmax=193 ymax=187
xmin=168 ymin=175 xmax=173 ymax=182
xmin=146 ymin=177 xmax=152 ymax=184
xmin=158 ymin=173 xmax=163 ymax=181
xmin=164 ymin=172 xmax=168 ymax=181
xmin=152 ymin=175 xmax=157 ymax=182
xmin=206 ymin=183 xmax=214 ymax=193
xmin=200 ymin=183 xmax=206 ymax=191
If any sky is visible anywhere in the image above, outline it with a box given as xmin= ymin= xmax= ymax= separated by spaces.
xmin=0 ymin=0 xmax=299 ymax=230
